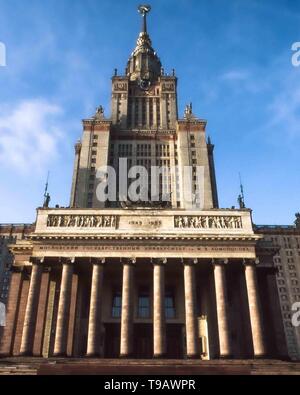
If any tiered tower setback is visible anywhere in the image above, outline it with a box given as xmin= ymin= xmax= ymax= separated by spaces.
xmin=70 ymin=7 xmax=218 ymax=210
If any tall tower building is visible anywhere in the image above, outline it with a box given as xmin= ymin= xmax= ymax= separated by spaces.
xmin=0 ymin=6 xmax=289 ymax=364
xmin=70 ymin=6 xmax=218 ymax=210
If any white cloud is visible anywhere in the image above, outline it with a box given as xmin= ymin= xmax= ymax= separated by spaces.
xmin=221 ymin=70 xmax=250 ymax=81
xmin=219 ymin=69 xmax=267 ymax=94
xmin=266 ymin=79 xmax=300 ymax=140
xmin=0 ymin=99 xmax=63 ymax=173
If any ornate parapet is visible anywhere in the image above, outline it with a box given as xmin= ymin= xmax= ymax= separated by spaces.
xmin=24 ymin=208 xmax=262 ymax=260
xmin=174 ymin=215 xmax=243 ymax=230
xmin=33 ymin=208 xmax=257 ymax=240
xmin=47 ymin=214 xmax=117 ymax=229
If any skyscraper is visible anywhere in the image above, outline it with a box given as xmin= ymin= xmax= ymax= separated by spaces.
xmin=70 ymin=5 xmax=218 ymax=211
xmin=0 ymin=5 xmax=288 ymax=362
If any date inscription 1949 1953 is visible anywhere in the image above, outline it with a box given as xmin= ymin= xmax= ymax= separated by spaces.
xmin=128 ymin=220 xmax=162 ymax=227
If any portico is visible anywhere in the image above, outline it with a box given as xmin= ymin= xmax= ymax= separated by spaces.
xmin=0 ymin=208 xmax=271 ymax=360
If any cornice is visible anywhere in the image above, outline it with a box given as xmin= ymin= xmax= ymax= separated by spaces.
xmin=28 ymin=234 xmax=261 ymax=242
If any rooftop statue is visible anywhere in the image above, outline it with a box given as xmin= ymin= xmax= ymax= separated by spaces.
xmin=295 ymin=213 xmax=300 ymax=229
xmin=94 ymin=105 xmax=105 ymax=120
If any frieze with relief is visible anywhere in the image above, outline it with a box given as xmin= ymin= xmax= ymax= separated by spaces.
xmin=174 ymin=216 xmax=243 ymax=229
xmin=47 ymin=215 xmax=117 ymax=228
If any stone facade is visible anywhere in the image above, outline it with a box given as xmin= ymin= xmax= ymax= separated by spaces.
xmin=256 ymin=222 xmax=300 ymax=360
xmin=0 ymin=6 xmax=293 ymax=361
xmin=0 ymin=225 xmax=33 ymax=304
xmin=69 ymin=9 xmax=217 ymax=211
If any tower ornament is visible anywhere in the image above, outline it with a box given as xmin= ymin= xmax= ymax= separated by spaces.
xmin=138 ymin=4 xmax=151 ymax=16
xmin=94 ymin=105 xmax=105 ymax=120
xmin=184 ymin=102 xmax=196 ymax=120
xmin=295 ymin=213 xmax=300 ymax=229
xmin=138 ymin=5 xmax=151 ymax=33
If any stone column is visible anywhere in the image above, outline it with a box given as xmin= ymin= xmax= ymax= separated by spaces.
xmin=20 ymin=258 xmax=43 ymax=356
xmin=153 ymin=258 xmax=167 ymax=358
xmin=213 ymin=259 xmax=232 ymax=358
xmin=86 ymin=258 xmax=105 ymax=357
xmin=13 ymin=273 xmax=30 ymax=356
xmin=53 ymin=258 xmax=74 ymax=357
xmin=33 ymin=267 xmax=51 ymax=356
xmin=244 ymin=259 xmax=266 ymax=357
xmin=120 ymin=258 xmax=135 ymax=358
xmin=0 ymin=268 xmax=23 ymax=356
xmin=184 ymin=259 xmax=198 ymax=359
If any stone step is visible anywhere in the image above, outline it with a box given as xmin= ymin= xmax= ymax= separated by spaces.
xmin=0 ymin=358 xmax=299 ymax=376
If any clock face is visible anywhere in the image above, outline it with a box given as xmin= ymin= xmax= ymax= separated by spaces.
xmin=139 ymin=78 xmax=151 ymax=91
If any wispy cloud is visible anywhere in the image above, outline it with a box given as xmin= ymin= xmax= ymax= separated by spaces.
xmin=0 ymin=99 xmax=63 ymax=174
xmin=219 ymin=68 xmax=268 ymax=94
xmin=221 ymin=69 xmax=250 ymax=81
xmin=266 ymin=75 xmax=300 ymax=140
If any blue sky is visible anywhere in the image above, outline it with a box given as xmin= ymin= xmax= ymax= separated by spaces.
xmin=0 ymin=0 xmax=299 ymax=225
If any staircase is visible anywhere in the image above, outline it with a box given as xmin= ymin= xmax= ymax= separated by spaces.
xmin=0 ymin=358 xmax=299 ymax=375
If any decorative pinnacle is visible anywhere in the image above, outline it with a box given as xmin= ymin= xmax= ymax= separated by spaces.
xmin=138 ymin=4 xmax=151 ymax=33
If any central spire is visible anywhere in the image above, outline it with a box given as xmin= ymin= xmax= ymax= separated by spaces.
xmin=126 ymin=5 xmax=162 ymax=82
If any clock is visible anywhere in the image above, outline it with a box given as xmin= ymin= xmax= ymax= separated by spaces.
xmin=139 ymin=78 xmax=151 ymax=91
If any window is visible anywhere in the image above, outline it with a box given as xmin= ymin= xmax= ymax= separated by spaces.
xmin=165 ymin=292 xmax=176 ymax=319
xmin=138 ymin=290 xmax=150 ymax=318
xmin=112 ymin=292 xmax=122 ymax=318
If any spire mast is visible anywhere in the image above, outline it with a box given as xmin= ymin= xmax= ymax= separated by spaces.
xmin=238 ymin=172 xmax=246 ymax=209
xmin=138 ymin=4 xmax=151 ymax=34
xmin=43 ymin=171 xmax=51 ymax=208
